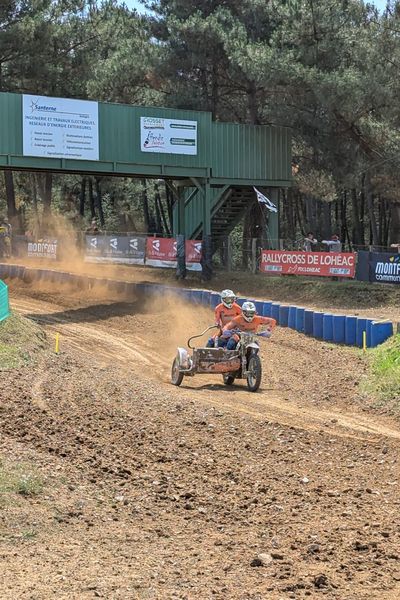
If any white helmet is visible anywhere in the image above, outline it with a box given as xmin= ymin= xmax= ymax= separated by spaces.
xmin=242 ymin=301 xmax=256 ymax=322
xmin=220 ymin=289 xmax=236 ymax=309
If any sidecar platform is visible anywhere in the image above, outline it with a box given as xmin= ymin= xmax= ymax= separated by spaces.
xmin=193 ymin=347 xmax=241 ymax=374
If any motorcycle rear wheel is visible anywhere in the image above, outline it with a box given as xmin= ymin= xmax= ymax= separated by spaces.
xmin=246 ymin=354 xmax=261 ymax=392
xmin=171 ymin=357 xmax=184 ymax=386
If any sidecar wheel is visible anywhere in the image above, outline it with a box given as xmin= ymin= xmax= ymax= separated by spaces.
xmin=247 ymin=354 xmax=261 ymax=392
xmin=171 ymin=357 xmax=184 ymax=386
xmin=223 ymin=374 xmax=235 ymax=386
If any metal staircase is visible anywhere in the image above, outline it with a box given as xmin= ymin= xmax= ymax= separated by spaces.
xmin=186 ymin=186 xmax=255 ymax=251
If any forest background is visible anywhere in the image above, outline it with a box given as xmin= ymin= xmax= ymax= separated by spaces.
xmin=1 ymin=0 xmax=400 ymax=261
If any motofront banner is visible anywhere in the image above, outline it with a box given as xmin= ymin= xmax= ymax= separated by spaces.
xmin=369 ymin=252 xmax=400 ymax=284
xmin=85 ymin=235 xmax=146 ymax=264
xmin=260 ymin=250 xmax=357 ymax=278
xmin=27 ymin=239 xmax=58 ymax=260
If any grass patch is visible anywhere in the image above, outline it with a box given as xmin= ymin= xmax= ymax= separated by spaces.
xmin=0 ymin=459 xmax=44 ymax=499
xmin=363 ymin=334 xmax=400 ymax=409
xmin=0 ymin=312 xmax=47 ymax=370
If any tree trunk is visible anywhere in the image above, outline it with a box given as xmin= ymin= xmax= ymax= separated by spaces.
xmin=79 ymin=177 xmax=86 ymax=217
xmin=43 ymin=173 xmax=52 ymax=216
xmin=94 ymin=177 xmax=105 ymax=227
xmin=305 ymin=195 xmax=317 ymax=234
xmin=321 ymin=201 xmax=332 ymax=239
xmin=142 ymin=179 xmax=151 ymax=233
xmin=88 ymin=178 xmax=95 ymax=219
xmin=4 ymin=170 xmax=17 ymax=220
xmin=31 ymin=174 xmax=38 ymax=215
xmin=155 ymin=184 xmax=170 ymax=236
xmin=389 ymin=201 xmax=400 ymax=245
xmin=351 ymin=187 xmax=364 ymax=246
xmin=365 ymin=174 xmax=379 ymax=246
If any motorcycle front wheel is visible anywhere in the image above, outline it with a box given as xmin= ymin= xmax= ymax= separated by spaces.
xmin=246 ymin=354 xmax=261 ymax=392
xmin=171 ymin=357 xmax=184 ymax=386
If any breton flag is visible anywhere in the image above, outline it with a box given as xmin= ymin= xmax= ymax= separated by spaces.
xmin=253 ymin=187 xmax=278 ymax=213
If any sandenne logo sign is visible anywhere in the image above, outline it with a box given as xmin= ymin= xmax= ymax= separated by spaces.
xmin=260 ymin=251 xmax=356 ymax=278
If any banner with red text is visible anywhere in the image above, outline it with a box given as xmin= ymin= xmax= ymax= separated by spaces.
xmin=260 ymin=251 xmax=356 ymax=278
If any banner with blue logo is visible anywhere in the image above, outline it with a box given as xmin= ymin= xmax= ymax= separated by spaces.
xmin=85 ymin=235 xmax=146 ymax=264
xmin=369 ymin=252 xmax=400 ymax=284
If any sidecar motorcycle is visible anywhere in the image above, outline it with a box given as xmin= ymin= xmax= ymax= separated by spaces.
xmin=171 ymin=325 xmax=269 ymax=392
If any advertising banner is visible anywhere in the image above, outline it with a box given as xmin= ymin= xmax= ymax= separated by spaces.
xmin=85 ymin=235 xmax=146 ymax=264
xmin=146 ymin=237 xmax=177 ymax=268
xmin=186 ymin=240 xmax=202 ymax=272
xmin=140 ymin=117 xmax=197 ymax=155
xmin=23 ymin=94 xmax=99 ymax=160
xmin=145 ymin=238 xmax=202 ymax=270
xmin=260 ymin=250 xmax=357 ymax=278
xmin=369 ymin=252 xmax=400 ymax=284
xmin=26 ymin=239 xmax=58 ymax=260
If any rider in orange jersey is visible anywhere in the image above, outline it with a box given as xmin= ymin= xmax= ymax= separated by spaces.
xmin=222 ymin=301 xmax=276 ymax=350
xmin=206 ymin=289 xmax=241 ymax=347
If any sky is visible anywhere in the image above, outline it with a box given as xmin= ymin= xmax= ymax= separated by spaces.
xmin=121 ymin=0 xmax=389 ymax=13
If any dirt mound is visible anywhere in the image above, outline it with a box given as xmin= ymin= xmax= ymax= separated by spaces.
xmin=0 ymin=284 xmax=399 ymax=599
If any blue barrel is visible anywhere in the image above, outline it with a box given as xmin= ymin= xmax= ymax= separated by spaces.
xmin=192 ymin=289 xmax=203 ymax=304
xmin=323 ymin=314 xmax=334 ymax=342
xmin=185 ymin=288 xmax=194 ymax=302
xmin=271 ymin=302 xmax=280 ymax=323
xmin=370 ymin=321 xmax=394 ymax=347
xmin=345 ymin=316 xmax=357 ymax=346
xmin=313 ymin=312 xmax=324 ymax=339
xmin=252 ymin=300 xmax=264 ymax=315
xmin=356 ymin=318 xmax=368 ymax=348
xmin=288 ymin=306 xmax=297 ymax=329
xmin=304 ymin=310 xmax=314 ymax=335
xmin=202 ymin=290 xmax=211 ymax=306
xmin=366 ymin=319 xmax=373 ymax=347
xmin=332 ymin=315 xmax=346 ymax=344
xmin=279 ymin=305 xmax=290 ymax=327
xmin=210 ymin=292 xmax=220 ymax=309
xmin=295 ymin=307 xmax=305 ymax=333
xmin=262 ymin=301 xmax=272 ymax=317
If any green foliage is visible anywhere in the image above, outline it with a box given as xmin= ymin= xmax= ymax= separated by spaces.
xmin=0 ymin=313 xmax=47 ymax=370
xmin=0 ymin=0 xmax=399 ymax=245
xmin=365 ymin=334 xmax=400 ymax=406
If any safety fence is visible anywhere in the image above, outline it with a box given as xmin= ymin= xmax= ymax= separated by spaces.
xmin=0 ymin=263 xmax=395 ymax=348
xmin=0 ymin=279 xmax=10 ymax=322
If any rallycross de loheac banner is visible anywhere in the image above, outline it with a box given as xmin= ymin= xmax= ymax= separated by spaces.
xmin=260 ymin=250 xmax=357 ymax=278
xmin=85 ymin=235 xmax=146 ymax=264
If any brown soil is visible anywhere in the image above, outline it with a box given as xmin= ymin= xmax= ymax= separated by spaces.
xmin=0 ymin=281 xmax=399 ymax=599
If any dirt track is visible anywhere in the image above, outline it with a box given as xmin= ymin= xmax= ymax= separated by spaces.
xmin=1 ymin=282 xmax=400 ymax=599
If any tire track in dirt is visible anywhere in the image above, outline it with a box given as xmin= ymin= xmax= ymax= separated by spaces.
xmin=11 ymin=292 xmax=400 ymax=442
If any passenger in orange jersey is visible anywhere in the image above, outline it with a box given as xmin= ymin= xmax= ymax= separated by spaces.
xmin=222 ymin=301 xmax=276 ymax=350
xmin=206 ymin=289 xmax=241 ymax=347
